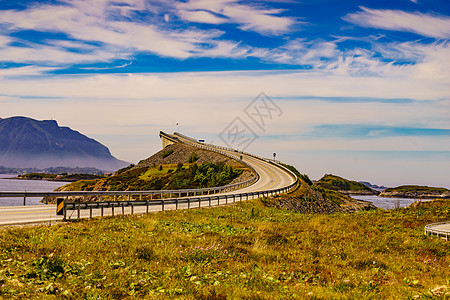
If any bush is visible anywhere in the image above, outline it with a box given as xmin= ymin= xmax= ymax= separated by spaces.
xmin=188 ymin=152 xmax=199 ymax=163
xmin=161 ymin=149 xmax=174 ymax=158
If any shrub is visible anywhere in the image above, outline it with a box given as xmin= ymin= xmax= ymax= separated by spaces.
xmin=188 ymin=152 xmax=199 ymax=163
xmin=161 ymin=149 xmax=174 ymax=158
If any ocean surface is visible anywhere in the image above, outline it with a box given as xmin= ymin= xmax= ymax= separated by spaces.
xmin=0 ymin=174 xmax=67 ymax=206
xmin=351 ymin=195 xmax=431 ymax=210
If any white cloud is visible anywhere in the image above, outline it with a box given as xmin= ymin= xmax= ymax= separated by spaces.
xmin=0 ymin=66 xmax=58 ymax=78
xmin=0 ymin=0 xmax=258 ymax=65
xmin=177 ymin=9 xmax=228 ymax=24
xmin=344 ymin=7 xmax=450 ymax=39
xmin=176 ymin=0 xmax=296 ymax=35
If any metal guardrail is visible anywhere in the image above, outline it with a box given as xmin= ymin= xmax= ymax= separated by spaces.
xmin=0 ymin=142 xmax=260 ymax=206
xmin=58 ymin=183 xmax=296 ymax=220
xmin=0 ymin=132 xmax=299 ymax=222
xmin=425 ymin=222 xmax=450 ymax=241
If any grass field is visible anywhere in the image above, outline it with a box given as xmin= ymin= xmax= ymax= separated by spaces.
xmin=0 ymin=198 xmax=449 ymax=299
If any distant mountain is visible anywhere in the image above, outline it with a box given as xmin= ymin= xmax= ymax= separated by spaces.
xmin=359 ymin=181 xmax=388 ymax=192
xmin=0 ymin=116 xmax=129 ymax=171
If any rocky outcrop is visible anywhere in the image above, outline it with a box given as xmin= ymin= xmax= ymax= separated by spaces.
xmin=379 ymin=185 xmax=450 ymax=199
xmin=262 ymin=179 xmax=377 ymax=214
xmin=315 ymin=174 xmax=379 ymax=196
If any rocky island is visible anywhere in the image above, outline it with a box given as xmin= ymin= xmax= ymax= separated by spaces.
xmin=379 ymin=185 xmax=450 ymax=199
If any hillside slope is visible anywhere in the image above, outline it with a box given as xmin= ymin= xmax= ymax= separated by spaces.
xmin=315 ymin=174 xmax=379 ymax=195
xmin=0 ymin=116 xmax=128 ymax=171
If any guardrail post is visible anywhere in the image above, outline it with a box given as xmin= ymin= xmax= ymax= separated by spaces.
xmin=77 ymin=203 xmax=80 ymax=219
xmin=101 ymin=205 xmax=104 ymax=217
xmin=209 ymin=197 xmax=211 ymax=207
xmin=63 ymin=196 xmax=68 ymax=221
xmin=146 ymin=201 xmax=149 ymax=214
xmin=89 ymin=206 xmax=92 ymax=219
xmin=23 ymin=195 xmax=26 ymax=206
xmin=112 ymin=204 xmax=115 ymax=216
xmin=131 ymin=203 xmax=134 ymax=215
xmin=199 ymin=198 xmax=201 ymax=208
xmin=122 ymin=203 xmax=125 ymax=215
xmin=176 ymin=198 xmax=178 ymax=210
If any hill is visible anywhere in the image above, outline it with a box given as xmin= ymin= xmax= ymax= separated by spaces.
xmin=315 ymin=174 xmax=379 ymax=195
xmin=379 ymin=185 xmax=450 ymax=199
xmin=52 ymin=142 xmax=253 ymax=202
xmin=0 ymin=116 xmax=128 ymax=171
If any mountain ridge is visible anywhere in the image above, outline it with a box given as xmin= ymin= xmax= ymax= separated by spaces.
xmin=0 ymin=116 xmax=129 ymax=171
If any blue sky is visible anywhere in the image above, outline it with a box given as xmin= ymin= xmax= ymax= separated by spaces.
xmin=0 ymin=0 xmax=449 ymax=187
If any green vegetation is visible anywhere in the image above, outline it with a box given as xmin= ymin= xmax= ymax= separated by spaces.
xmin=188 ymin=152 xmax=199 ymax=163
xmin=59 ymin=162 xmax=244 ymax=192
xmin=1 ymin=199 xmax=449 ymax=298
xmin=315 ymin=174 xmax=376 ymax=194
xmin=383 ymin=185 xmax=449 ymax=194
xmin=161 ymin=149 xmax=174 ymax=159
xmin=281 ymin=163 xmax=313 ymax=186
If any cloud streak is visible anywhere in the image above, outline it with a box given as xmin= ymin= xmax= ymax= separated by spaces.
xmin=344 ymin=7 xmax=450 ymax=38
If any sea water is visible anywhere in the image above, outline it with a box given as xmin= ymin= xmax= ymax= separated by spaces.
xmin=351 ymin=195 xmax=431 ymax=210
xmin=0 ymin=174 xmax=67 ymax=206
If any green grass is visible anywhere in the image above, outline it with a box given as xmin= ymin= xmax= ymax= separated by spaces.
xmin=139 ymin=164 xmax=179 ymax=180
xmin=1 ymin=199 xmax=450 ymax=299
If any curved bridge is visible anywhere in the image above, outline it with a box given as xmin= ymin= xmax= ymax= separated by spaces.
xmin=0 ymin=132 xmax=298 ymax=225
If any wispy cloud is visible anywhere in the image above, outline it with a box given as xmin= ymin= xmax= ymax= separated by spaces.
xmin=344 ymin=7 xmax=450 ymax=39
xmin=309 ymin=124 xmax=450 ymax=139
xmin=0 ymin=0 xmax=258 ymax=68
xmin=175 ymin=0 xmax=296 ymax=35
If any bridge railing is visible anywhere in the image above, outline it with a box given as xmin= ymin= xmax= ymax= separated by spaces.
xmin=173 ymin=132 xmax=299 ymax=183
xmin=56 ymin=179 xmax=298 ymax=220
xmin=0 ymin=134 xmax=261 ymax=206
xmin=0 ymin=172 xmax=259 ymax=206
xmin=425 ymin=222 xmax=450 ymax=241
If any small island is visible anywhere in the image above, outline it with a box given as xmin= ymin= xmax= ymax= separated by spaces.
xmin=314 ymin=174 xmax=379 ymax=196
xmin=379 ymin=185 xmax=450 ymax=199
xmin=14 ymin=173 xmax=106 ymax=182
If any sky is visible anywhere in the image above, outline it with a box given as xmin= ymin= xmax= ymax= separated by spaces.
xmin=0 ymin=0 xmax=449 ymax=188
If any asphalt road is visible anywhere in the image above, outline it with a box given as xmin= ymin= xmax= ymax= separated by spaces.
xmin=0 ymin=134 xmax=296 ymax=226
